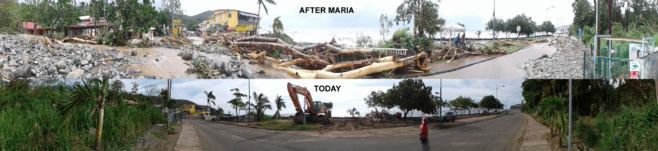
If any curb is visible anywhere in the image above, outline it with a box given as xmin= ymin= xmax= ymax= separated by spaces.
xmin=432 ymin=114 xmax=504 ymax=129
xmin=408 ymin=43 xmax=532 ymax=78
xmin=211 ymin=120 xmax=255 ymax=128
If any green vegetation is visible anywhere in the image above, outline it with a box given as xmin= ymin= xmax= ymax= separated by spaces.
xmin=522 ymin=79 xmax=657 ymax=150
xmin=251 ymin=92 xmax=272 ymax=121
xmin=570 ymin=0 xmax=658 ymax=55
xmin=228 ymin=88 xmax=247 ymax=121
xmin=486 ymin=14 xmax=555 ymax=39
xmin=272 ymin=95 xmax=286 ymax=119
xmin=473 ymin=41 xmax=529 ymax=53
xmin=365 ymin=79 xmax=436 ymax=120
xmin=0 ymin=79 xmax=166 ymax=150
xmin=293 ymin=125 xmax=317 ymax=130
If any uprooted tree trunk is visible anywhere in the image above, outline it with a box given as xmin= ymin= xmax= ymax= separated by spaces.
xmin=223 ymin=35 xmax=430 ymax=79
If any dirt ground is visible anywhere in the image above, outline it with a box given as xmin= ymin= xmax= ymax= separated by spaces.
xmin=247 ymin=114 xmax=504 ymax=138
xmin=130 ymin=123 xmax=182 ymax=151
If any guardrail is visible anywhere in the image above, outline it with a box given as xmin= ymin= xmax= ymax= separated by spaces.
xmin=344 ymin=47 xmax=408 ymax=56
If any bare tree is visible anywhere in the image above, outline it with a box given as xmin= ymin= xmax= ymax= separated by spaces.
xmin=145 ymin=84 xmax=159 ymax=97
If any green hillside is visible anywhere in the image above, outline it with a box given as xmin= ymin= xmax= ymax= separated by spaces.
xmin=183 ymin=10 xmax=215 ymax=31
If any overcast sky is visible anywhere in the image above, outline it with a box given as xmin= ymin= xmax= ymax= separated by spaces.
xmin=175 ymin=0 xmax=575 ymax=42
xmin=118 ymin=79 xmax=524 ymax=117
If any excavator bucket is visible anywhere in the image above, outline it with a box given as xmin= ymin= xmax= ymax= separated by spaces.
xmin=293 ymin=111 xmax=305 ymax=124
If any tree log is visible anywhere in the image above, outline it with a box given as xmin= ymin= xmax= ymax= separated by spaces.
xmin=231 ymin=41 xmax=329 ymax=68
xmin=276 ymin=52 xmax=429 ymax=79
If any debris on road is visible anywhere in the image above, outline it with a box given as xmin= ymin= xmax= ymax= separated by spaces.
xmin=210 ymin=35 xmax=432 ymax=79
xmin=0 ymin=34 xmax=142 ymax=79
xmin=524 ymin=36 xmax=587 ymax=79
xmin=160 ymin=36 xmax=192 ymax=48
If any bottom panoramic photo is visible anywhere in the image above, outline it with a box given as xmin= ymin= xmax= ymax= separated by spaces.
xmin=0 ymin=79 xmax=656 ymax=150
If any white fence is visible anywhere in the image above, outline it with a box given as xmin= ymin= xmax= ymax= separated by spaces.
xmin=344 ymin=47 xmax=408 ymax=56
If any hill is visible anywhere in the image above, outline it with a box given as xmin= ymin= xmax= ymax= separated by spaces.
xmin=172 ymin=99 xmax=198 ymax=107
xmin=183 ymin=10 xmax=215 ymax=31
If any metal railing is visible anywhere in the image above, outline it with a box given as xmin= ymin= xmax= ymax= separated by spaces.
xmin=344 ymin=47 xmax=408 ymax=56
xmin=594 ymin=57 xmax=630 ymax=79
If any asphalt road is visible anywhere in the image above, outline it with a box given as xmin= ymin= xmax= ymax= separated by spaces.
xmin=423 ymin=42 xmax=556 ymax=79
xmin=185 ymin=111 xmax=526 ymax=151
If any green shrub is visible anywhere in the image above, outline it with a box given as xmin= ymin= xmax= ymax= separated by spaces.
xmin=0 ymin=83 xmax=165 ymax=150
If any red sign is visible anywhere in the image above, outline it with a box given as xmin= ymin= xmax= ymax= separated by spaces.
xmin=630 ymin=71 xmax=639 ymax=79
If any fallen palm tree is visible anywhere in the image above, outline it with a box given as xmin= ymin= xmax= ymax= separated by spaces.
xmin=216 ymin=35 xmax=429 ymax=79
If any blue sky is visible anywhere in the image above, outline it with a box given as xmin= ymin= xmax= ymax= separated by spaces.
xmin=118 ymin=79 xmax=524 ymax=117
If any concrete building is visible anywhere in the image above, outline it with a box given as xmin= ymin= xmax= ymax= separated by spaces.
xmin=207 ymin=9 xmax=259 ymax=36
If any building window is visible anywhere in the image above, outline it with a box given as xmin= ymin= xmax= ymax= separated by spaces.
xmin=222 ymin=14 xmax=225 ymax=22
xmin=228 ymin=13 xmax=231 ymax=18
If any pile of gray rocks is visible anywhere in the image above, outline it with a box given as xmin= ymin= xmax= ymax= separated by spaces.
xmin=0 ymin=34 xmax=135 ymax=79
xmin=524 ymin=36 xmax=589 ymax=79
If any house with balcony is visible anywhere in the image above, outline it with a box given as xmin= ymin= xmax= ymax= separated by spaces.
xmin=208 ymin=9 xmax=260 ymax=36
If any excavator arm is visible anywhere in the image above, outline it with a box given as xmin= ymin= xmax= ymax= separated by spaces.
xmin=287 ymin=82 xmax=314 ymax=113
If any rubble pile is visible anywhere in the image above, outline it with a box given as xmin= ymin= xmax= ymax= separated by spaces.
xmin=0 ymin=34 xmax=137 ymax=79
xmin=159 ymin=36 xmax=192 ymax=49
xmin=212 ymin=35 xmax=431 ymax=79
xmin=524 ymin=36 xmax=587 ymax=79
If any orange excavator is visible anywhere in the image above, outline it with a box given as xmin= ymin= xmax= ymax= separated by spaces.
xmin=287 ymin=82 xmax=332 ymax=124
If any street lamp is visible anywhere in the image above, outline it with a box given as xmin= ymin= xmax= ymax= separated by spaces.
xmin=495 ymin=85 xmax=505 ymax=100
xmin=546 ymin=6 xmax=555 ymax=36
xmin=436 ymin=79 xmax=442 ymax=123
xmin=505 ymin=96 xmax=511 ymax=111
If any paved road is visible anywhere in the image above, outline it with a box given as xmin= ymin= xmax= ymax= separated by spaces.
xmin=423 ymin=42 xmax=556 ymax=79
xmin=185 ymin=111 xmax=525 ymax=151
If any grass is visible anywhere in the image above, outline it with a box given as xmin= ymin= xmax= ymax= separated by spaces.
xmin=0 ymin=80 xmax=166 ymax=150
xmin=250 ymin=120 xmax=318 ymax=130
xmin=573 ymin=104 xmax=658 ymax=150
xmin=473 ymin=40 xmax=529 ymax=53
xmin=151 ymin=132 xmax=167 ymax=140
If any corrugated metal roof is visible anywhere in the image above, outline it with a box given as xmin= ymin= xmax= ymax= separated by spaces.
xmin=238 ymin=12 xmax=259 ymax=18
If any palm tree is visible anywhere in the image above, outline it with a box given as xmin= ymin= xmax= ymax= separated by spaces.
xmin=252 ymin=92 xmax=272 ymax=121
xmin=347 ymin=107 xmax=360 ymax=118
xmin=256 ymin=0 xmax=276 ymax=35
xmin=204 ymin=91 xmax=216 ymax=116
xmin=272 ymin=16 xmax=283 ymax=35
xmin=540 ymin=96 xmax=566 ymax=147
xmin=59 ymin=79 xmax=110 ymax=151
xmin=229 ymin=88 xmax=246 ymax=121
xmin=273 ymin=95 xmax=285 ymax=119
xmin=217 ymin=107 xmax=224 ymax=118
xmin=476 ymin=30 xmax=482 ymax=38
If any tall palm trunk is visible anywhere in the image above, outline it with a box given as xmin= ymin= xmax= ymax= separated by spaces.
xmin=95 ymin=105 xmax=104 ymax=151
xmin=95 ymin=79 xmax=109 ymax=151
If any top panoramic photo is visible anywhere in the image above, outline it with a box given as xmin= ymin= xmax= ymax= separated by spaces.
xmin=0 ymin=0 xmax=656 ymax=79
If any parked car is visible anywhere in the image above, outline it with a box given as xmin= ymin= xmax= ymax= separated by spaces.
xmin=437 ymin=111 xmax=456 ymax=122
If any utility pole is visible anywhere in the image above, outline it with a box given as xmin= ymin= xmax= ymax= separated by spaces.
xmin=244 ymin=79 xmax=251 ymax=125
xmin=569 ymin=79 xmax=573 ymax=151
xmin=546 ymin=6 xmax=555 ymax=36
xmin=493 ymin=0 xmax=496 ymax=50
xmin=593 ymin=0 xmax=600 ymax=56
xmin=439 ymin=79 xmax=442 ymax=124
xmin=167 ymin=79 xmax=172 ymax=128
xmin=604 ymin=0 xmax=608 ymax=35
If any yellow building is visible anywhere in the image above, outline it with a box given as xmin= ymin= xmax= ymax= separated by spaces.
xmin=182 ymin=104 xmax=196 ymax=113
xmin=208 ymin=9 xmax=259 ymax=35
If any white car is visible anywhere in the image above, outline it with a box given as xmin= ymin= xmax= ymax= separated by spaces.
xmin=437 ymin=111 xmax=456 ymax=122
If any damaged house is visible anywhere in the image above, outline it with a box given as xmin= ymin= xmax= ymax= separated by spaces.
xmin=64 ymin=16 xmax=113 ymax=38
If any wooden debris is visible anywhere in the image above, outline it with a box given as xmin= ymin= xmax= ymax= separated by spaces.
xmin=222 ymin=36 xmax=432 ymax=79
